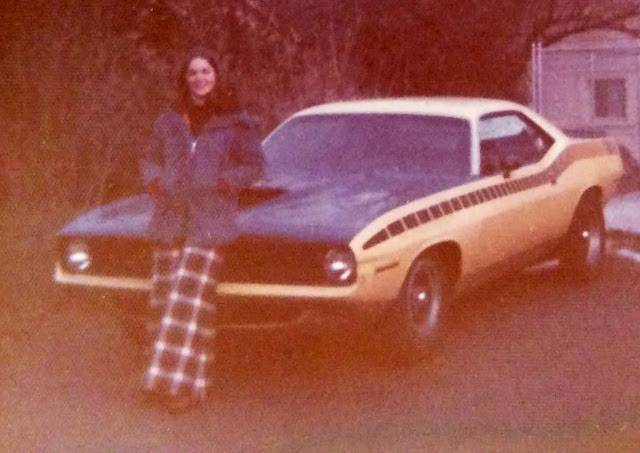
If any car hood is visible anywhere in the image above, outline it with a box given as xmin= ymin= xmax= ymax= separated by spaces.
xmin=59 ymin=195 xmax=155 ymax=238
xmin=59 ymin=169 xmax=473 ymax=242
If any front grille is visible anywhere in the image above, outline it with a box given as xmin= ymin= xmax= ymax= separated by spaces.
xmin=58 ymin=236 xmax=351 ymax=286
xmin=220 ymin=237 xmax=335 ymax=285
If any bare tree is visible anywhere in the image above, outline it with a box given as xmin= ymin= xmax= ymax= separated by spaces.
xmin=533 ymin=0 xmax=640 ymax=45
xmin=5 ymin=0 xmax=640 ymax=210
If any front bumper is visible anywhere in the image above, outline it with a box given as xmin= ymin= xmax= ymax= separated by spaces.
xmin=53 ymin=262 xmax=375 ymax=332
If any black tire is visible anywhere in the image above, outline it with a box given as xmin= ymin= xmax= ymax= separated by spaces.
xmin=385 ymin=255 xmax=451 ymax=362
xmin=559 ymin=196 xmax=606 ymax=280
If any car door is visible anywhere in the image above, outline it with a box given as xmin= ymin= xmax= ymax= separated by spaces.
xmin=475 ymin=111 xmax=559 ymax=270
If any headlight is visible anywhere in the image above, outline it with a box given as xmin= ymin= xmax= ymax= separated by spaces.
xmin=65 ymin=240 xmax=92 ymax=272
xmin=323 ymin=248 xmax=356 ymax=285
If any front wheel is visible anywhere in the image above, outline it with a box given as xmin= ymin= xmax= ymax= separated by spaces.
xmin=386 ymin=255 xmax=451 ymax=361
xmin=559 ymin=197 xmax=606 ymax=280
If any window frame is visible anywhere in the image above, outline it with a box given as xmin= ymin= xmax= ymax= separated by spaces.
xmin=478 ymin=110 xmax=555 ymax=176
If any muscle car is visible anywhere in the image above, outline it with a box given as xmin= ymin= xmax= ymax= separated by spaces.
xmin=54 ymin=98 xmax=624 ymax=358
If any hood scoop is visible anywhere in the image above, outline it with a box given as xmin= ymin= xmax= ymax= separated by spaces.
xmin=238 ymin=186 xmax=286 ymax=209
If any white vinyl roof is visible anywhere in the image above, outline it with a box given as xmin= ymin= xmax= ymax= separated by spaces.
xmin=294 ymin=97 xmax=527 ymax=121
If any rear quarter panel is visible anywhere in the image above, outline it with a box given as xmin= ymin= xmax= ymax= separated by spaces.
xmin=350 ymin=137 xmax=623 ymax=307
xmin=550 ymin=139 xmax=623 ymax=228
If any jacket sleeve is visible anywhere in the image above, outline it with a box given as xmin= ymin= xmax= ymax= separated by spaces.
xmin=222 ymin=116 xmax=264 ymax=189
xmin=138 ymin=119 xmax=164 ymax=187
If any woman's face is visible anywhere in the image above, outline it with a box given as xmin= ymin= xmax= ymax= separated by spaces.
xmin=186 ymin=57 xmax=216 ymax=104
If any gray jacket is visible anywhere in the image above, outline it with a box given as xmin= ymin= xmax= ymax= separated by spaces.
xmin=139 ymin=109 xmax=264 ymax=246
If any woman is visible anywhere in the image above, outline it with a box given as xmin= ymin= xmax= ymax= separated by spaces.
xmin=139 ymin=47 xmax=263 ymax=411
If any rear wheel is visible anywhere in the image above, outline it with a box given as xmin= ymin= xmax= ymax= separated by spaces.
xmin=559 ymin=196 xmax=606 ymax=280
xmin=386 ymin=255 xmax=451 ymax=361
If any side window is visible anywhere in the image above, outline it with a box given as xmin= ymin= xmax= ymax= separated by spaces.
xmin=478 ymin=112 xmax=554 ymax=175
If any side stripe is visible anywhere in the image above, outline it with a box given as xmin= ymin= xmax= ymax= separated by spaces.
xmin=362 ymin=145 xmax=614 ymax=250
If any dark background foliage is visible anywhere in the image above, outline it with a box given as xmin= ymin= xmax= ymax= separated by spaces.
xmin=2 ymin=0 xmax=640 ymax=208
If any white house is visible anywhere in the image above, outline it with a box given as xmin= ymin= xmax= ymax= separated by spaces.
xmin=532 ymin=30 xmax=640 ymax=161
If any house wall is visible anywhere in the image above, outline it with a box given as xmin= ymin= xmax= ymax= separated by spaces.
xmin=534 ymin=30 xmax=640 ymax=161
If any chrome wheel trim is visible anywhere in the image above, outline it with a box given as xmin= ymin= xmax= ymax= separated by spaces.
xmin=580 ymin=213 xmax=604 ymax=267
xmin=405 ymin=261 xmax=443 ymax=338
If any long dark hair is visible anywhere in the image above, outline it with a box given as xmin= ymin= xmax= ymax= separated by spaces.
xmin=175 ymin=46 xmax=239 ymax=114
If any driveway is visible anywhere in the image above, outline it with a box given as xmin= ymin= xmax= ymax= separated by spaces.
xmin=2 ymin=212 xmax=640 ymax=451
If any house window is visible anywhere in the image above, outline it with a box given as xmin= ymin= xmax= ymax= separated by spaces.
xmin=594 ymin=78 xmax=626 ymax=118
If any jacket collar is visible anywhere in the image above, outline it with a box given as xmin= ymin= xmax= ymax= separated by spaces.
xmin=169 ymin=109 xmax=250 ymax=132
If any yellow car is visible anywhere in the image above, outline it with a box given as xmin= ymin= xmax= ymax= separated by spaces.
xmin=55 ymin=98 xmax=624 ymax=357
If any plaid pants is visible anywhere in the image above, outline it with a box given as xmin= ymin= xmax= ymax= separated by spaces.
xmin=144 ymin=245 xmax=221 ymax=400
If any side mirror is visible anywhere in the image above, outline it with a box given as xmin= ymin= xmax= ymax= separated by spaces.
xmin=501 ymin=155 xmax=522 ymax=178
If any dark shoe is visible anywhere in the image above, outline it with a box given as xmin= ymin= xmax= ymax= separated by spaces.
xmin=163 ymin=394 xmax=199 ymax=414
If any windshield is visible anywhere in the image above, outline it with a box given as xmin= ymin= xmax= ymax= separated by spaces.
xmin=263 ymin=113 xmax=471 ymax=176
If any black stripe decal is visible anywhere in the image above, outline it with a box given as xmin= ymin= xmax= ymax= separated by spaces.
xmin=362 ymin=145 xmax=615 ymax=250
xmin=387 ymin=220 xmax=405 ymax=236
xmin=417 ymin=209 xmax=431 ymax=223
xmin=363 ymin=230 xmax=389 ymax=249
xmin=430 ymin=205 xmax=443 ymax=219
xmin=403 ymin=214 xmax=419 ymax=229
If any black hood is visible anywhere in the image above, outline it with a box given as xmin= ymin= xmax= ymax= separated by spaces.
xmin=59 ymin=168 xmax=472 ymax=243
xmin=237 ymin=167 xmax=471 ymax=242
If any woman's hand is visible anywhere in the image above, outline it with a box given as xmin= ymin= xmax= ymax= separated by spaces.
xmin=146 ymin=178 xmax=162 ymax=198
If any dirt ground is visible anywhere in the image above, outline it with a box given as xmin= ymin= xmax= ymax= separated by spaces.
xmin=2 ymin=202 xmax=640 ymax=452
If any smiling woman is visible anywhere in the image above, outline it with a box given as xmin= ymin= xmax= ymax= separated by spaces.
xmin=185 ymin=57 xmax=217 ymax=104
xmin=138 ymin=47 xmax=264 ymax=412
